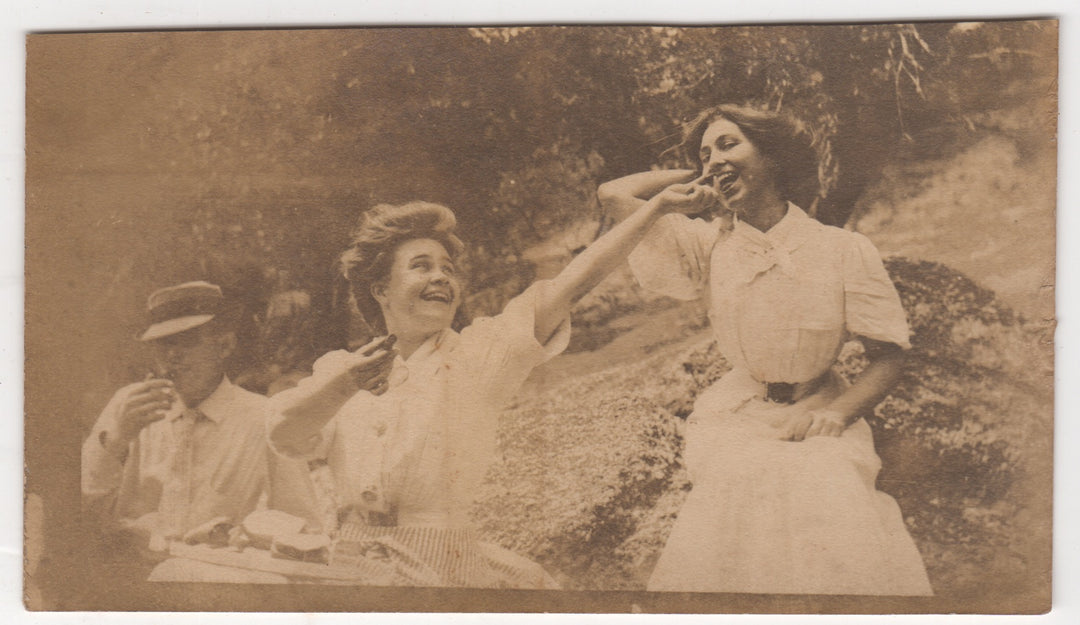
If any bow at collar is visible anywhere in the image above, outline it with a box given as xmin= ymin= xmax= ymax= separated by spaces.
xmin=728 ymin=203 xmax=814 ymax=284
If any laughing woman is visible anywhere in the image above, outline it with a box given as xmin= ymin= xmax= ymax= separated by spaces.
xmin=599 ymin=104 xmax=932 ymax=595
xmin=267 ymin=195 xmax=713 ymax=587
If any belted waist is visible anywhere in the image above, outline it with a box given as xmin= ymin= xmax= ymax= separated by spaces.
xmin=691 ymin=368 xmax=836 ymax=419
xmin=760 ymin=373 xmax=828 ymax=404
xmin=763 ymin=381 xmax=797 ymax=404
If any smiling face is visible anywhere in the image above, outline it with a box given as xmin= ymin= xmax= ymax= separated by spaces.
xmin=372 ymin=238 xmax=462 ymax=342
xmin=698 ymin=117 xmax=781 ymax=212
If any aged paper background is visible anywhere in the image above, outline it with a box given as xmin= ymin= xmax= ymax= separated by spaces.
xmin=20 ymin=21 xmax=1060 ymax=614
xmin=10 ymin=1 xmax=1080 ymax=623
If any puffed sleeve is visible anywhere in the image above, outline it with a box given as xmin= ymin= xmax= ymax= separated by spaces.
xmin=627 ymin=213 xmax=720 ymax=300
xmin=458 ymin=279 xmax=572 ymax=400
xmin=842 ymin=232 xmax=912 ymax=349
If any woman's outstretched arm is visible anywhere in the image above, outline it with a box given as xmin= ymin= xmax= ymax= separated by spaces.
xmin=532 ymin=179 xmax=717 ymax=345
xmin=268 ymin=336 xmax=397 ymax=455
xmin=597 ymin=169 xmax=698 ymax=223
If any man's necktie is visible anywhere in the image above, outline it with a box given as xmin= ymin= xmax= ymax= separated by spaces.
xmin=159 ymin=408 xmax=201 ymax=539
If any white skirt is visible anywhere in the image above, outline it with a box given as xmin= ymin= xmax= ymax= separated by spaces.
xmin=648 ymin=369 xmax=932 ymax=595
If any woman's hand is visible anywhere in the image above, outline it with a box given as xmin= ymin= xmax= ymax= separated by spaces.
xmin=270 ymin=335 xmax=398 ymax=456
xmin=339 ymin=335 xmax=398 ymax=396
xmin=651 ymin=182 xmax=721 ymax=217
xmin=781 ymin=409 xmax=849 ymax=442
xmin=597 ymin=169 xmax=698 ymax=223
xmin=535 ymin=175 xmax=721 ymax=346
xmin=781 ymin=340 xmax=906 ymax=442
xmin=537 ymin=178 xmax=718 ymax=343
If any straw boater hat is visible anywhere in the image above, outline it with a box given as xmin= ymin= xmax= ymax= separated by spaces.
xmin=139 ymin=281 xmax=224 ymax=342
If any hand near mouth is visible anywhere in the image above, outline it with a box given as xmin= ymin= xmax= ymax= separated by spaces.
xmin=104 ymin=377 xmax=176 ymax=461
xmin=693 ymin=173 xmax=736 ymax=214
xmin=653 ymin=180 xmax=723 ymax=217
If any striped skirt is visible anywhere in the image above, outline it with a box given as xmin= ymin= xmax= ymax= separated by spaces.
xmin=333 ymin=522 xmax=558 ymax=589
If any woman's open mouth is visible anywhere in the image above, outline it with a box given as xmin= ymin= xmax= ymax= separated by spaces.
xmin=711 ymin=171 xmax=739 ymax=197
xmin=420 ymin=290 xmax=453 ymax=304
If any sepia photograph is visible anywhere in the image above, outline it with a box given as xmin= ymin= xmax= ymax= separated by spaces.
xmin=23 ymin=20 xmax=1057 ymax=614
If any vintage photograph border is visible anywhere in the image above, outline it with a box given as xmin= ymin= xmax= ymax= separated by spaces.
xmin=9 ymin=1 xmax=1080 ymax=622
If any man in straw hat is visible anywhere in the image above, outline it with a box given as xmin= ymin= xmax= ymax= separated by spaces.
xmin=81 ymin=281 xmax=271 ymax=552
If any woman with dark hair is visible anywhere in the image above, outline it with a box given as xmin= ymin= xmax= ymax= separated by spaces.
xmin=599 ymin=104 xmax=931 ymax=595
xmin=267 ymin=195 xmax=714 ymax=587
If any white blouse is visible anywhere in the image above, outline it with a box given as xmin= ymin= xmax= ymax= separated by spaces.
xmin=268 ymin=281 xmax=570 ymax=529
xmin=629 ymin=203 xmax=910 ymax=385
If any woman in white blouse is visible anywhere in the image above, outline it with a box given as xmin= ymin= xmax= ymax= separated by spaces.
xmin=599 ymin=104 xmax=932 ymax=595
xmin=268 ymin=194 xmax=715 ymax=587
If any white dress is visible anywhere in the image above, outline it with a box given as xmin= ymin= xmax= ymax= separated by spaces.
xmin=268 ymin=281 xmax=570 ymax=587
xmin=629 ymin=204 xmax=932 ymax=595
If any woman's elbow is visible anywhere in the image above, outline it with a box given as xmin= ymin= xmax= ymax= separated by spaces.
xmin=860 ymin=338 xmax=907 ymax=375
xmin=597 ymin=179 xmax=638 ymax=206
xmin=882 ymin=349 xmax=907 ymax=384
xmin=266 ymin=414 xmax=312 ymax=459
xmin=265 ymin=410 xmax=290 ymax=452
xmin=597 ymin=186 xmax=640 ymax=224
xmin=861 ymin=337 xmax=904 ymax=361
xmin=265 ymin=397 xmax=313 ymax=454
xmin=597 ymin=180 xmax=619 ymax=203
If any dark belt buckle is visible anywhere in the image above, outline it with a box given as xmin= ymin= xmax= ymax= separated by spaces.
xmin=765 ymin=382 xmax=796 ymax=404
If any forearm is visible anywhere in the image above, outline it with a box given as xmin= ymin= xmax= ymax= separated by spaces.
xmin=81 ymin=425 xmax=132 ymax=530
xmin=535 ymin=198 xmax=668 ymax=341
xmin=82 ymin=419 xmax=126 ymax=493
xmin=598 ymin=170 xmax=697 ymax=222
xmin=825 ymin=348 xmax=905 ymax=424
xmin=599 ymin=169 xmax=698 ymax=200
xmin=268 ymin=374 xmax=353 ymax=455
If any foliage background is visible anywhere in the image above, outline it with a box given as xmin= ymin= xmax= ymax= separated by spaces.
xmin=25 ymin=22 xmax=1055 ymax=608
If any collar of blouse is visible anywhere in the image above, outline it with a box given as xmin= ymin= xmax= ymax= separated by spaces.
xmin=727 ymin=202 xmax=815 ymax=283
xmin=386 ymin=327 xmax=461 ymax=391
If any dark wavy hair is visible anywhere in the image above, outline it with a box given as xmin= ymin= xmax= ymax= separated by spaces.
xmin=339 ymin=201 xmax=467 ymax=334
xmin=668 ymin=104 xmax=822 ymax=210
